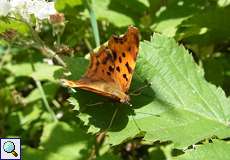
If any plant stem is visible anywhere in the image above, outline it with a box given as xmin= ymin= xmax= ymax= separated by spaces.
xmin=84 ymin=0 xmax=100 ymax=47
xmin=84 ymin=38 xmax=93 ymax=51
xmin=56 ymin=34 xmax=61 ymax=46
xmin=40 ymin=46 xmax=66 ymax=67
xmin=30 ymin=57 xmax=58 ymax=122
xmin=34 ymin=78 xmax=58 ymax=122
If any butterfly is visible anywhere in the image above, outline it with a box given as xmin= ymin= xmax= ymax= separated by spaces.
xmin=62 ymin=26 xmax=140 ymax=104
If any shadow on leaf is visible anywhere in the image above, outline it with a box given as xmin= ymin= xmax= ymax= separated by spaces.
xmin=70 ymin=72 xmax=156 ymax=132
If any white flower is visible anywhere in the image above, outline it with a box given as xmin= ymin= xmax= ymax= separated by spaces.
xmin=32 ymin=1 xmax=56 ymax=20
xmin=0 ymin=0 xmax=11 ymax=16
xmin=10 ymin=0 xmax=28 ymax=8
xmin=10 ymin=0 xmax=31 ymax=21
xmin=27 ymin=0 xmax=56 ymax=20
xmin=8 ymin=0 xmax=57 ymax=20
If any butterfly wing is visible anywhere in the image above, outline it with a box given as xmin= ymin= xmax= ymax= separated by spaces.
xmin=62 ymin=46 xmax=130 ymax=102
xmin=108 ymin=26 xmax=140 ymax=93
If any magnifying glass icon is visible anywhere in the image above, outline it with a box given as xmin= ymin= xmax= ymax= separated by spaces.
xmin=3 ymin=141 xmax=18 ymax=157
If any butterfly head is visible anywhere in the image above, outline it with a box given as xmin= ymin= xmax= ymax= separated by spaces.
xmin=119 ymin=94 xmax=132 ymax=106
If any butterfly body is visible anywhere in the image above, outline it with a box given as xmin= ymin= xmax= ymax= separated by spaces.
xmin=62 ymin=26 xmax=139 ymax=103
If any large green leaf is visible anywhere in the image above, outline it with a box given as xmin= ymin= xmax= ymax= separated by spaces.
xmin=106 ymin=33 xmax=230 ymax=148
xmin=174 ymin=140 xmax=230 ymax=160
xmin=67 ymin=33 xmax=230 ymax=149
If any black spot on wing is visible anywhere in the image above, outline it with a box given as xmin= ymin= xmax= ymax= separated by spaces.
xmin=116 ymin=66 xmax=120 ymax=72
xmin=122 ymin=74 xmax=128 ymax=81
xmin=107 ymin=72 xmax=111 ymax=76
xmin=125 ymin=62 xmax=132 ymax=73
xmin=112 ymin=50 xmax=117 ymax=60
xmin=109 ymin=66 xmax=114 ymax=72
xmin=119 ymin=57 xmax=122 ymax=63
xmin=122 ymin=52 xmax=126 ymax=57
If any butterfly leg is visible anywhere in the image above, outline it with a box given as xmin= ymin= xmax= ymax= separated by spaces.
xmin=131 ymin=115 xmax=141 ymax=131
xmin=129 ymin=82 xmax=152 ymax=96
xmin=86 ymin=102 xmax=104 ymax=106
xmin=107 ymin=105 xmax=119 ymax=129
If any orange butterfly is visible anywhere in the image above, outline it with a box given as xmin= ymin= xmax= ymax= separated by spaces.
xmin=62 ymin=26 xmax=140 ymax=104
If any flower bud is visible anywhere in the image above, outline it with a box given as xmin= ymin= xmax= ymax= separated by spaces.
xmin=49 ymin=13 xmax=65 ymax=36
xmin=49 ymin=13 xmax=65 ymax=24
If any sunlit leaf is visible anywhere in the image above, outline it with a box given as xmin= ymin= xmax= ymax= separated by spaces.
xmin=174 ymin=140 xmax=230 ymax=160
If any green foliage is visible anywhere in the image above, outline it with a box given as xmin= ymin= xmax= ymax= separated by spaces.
xmin=55 ymin=0 xmax=82 ymax=10
xmin=0 ymin=0 xmax=230 ymax=159
xmin=5 ymin=62 xmax=62 ymax=82
xmin=91 ymin=0 xmax=137 ymax=27
xmin=23 ymin=122 xmax=94 ymax=160
xmin=68 ymin=34 xmax=230 ymax=149
xmin=174 ymin=140 xmax=230 ymax=160
xmin=0 ymin=19 xmax=29 ymax=33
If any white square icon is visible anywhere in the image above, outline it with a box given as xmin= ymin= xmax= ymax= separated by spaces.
xmin=0 ymin=138 xmax=21 ymax=160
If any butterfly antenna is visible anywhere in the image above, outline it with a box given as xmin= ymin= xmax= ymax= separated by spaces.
xmin=130 ymin=82 xmax=152 ymax=96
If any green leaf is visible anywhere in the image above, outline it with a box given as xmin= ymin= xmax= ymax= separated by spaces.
xmin=23 ymin=122 xmax=94 ymax=160
xmin=91 ymin=0 xmax=134 ymax=27
xmin=174 ymin=140 xmax=230 ymax=160
xmin=151 ymin=0 xmax=210 ymax=37
xmin=23 ymin=147 xmax=64 ymax=160
xmin=0 ymin=19 xmax=29 ymax=34
xmin=19 ymin=104 xmax=42 ymax=130
xmin=5 ymin=63 xmax=63 ymax=82
xmin=218 ymin=0 xmax=230 ymax=7
xmin=149 ymin=146 xmax=167 ymax=160
xmin=176 ymin=6 xmax=230 ymax=45
xmin=96 ymin=153 xmax=121 ymax=160
xmin=67 ymin=97 xmax=80 ymax=110
xmin=24 ymin=82 xmax=59 ymax=104
xmin=55 ymin=0 xmax=82 ymax=11
xmin=64 ymin=57 xmax=88 ymax=79
xmin=107 ymin=33 xmax=230 ymax=148
xmin=140 ymin=34 xmax=230 ymax=123
xmin=68 ymin=33 xmax=230 ymax=148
